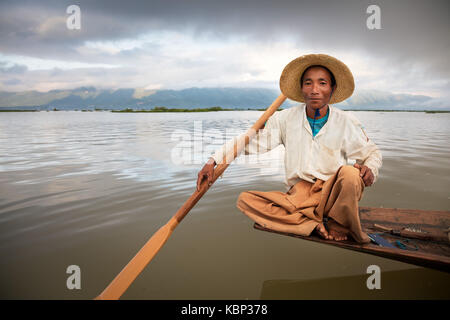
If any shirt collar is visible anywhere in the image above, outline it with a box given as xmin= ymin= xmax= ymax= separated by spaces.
xmin=301 ymin=104 xmax=333 ymax=137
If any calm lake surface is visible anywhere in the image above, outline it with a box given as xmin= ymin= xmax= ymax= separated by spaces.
xmin=0 ymin=110 xmax=449 ymax=299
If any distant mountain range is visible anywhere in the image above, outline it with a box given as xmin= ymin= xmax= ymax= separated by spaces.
xmin=0 ymin=87 xmax=295 ymax=110
xmin=0 ymin=87 xmax=447 ymax=110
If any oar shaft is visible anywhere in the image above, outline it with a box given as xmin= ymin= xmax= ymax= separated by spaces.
xmin=174 ymin=93 xmax=287 ymax=223
xmin=96 ymin=93 xmax=286 ymax=299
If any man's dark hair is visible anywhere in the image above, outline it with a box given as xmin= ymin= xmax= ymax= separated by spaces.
xmin=300 ymin=65 xmax=336 ymax=88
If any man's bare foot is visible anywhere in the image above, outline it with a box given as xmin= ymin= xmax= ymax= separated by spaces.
xmin=328 ymin=229 xmax=348 ymax=241
xmin=314 ymin=223 xmax=331 ymax=240
xmin=327 ymin=219 xmax=349 ymax=241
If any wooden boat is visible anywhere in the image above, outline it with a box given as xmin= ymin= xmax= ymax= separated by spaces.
xmin=253 ymin=206 xmax=450 ymax=273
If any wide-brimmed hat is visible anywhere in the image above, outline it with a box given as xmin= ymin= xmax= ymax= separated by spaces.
xmin=279 ymin=53 xmax=354 ymax=104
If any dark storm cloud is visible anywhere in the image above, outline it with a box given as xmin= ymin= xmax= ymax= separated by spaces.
xmin=1 ymin=0 xmax=448 ymax=64
xmin=0 ymin=0 xmax=448 ymax=94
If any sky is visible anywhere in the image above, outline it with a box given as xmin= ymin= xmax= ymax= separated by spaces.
xmin=0 ymin=0 xmax=449 ymax=108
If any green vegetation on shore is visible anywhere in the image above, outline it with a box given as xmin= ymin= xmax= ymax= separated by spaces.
xmin=110 ymin=106 xmax=287 ymax=112
xmin=1 ymin=107 xmax=449 ymax=113
xmin=110 ymin=106 xmax=282 ymax=112
xmin=111 ymin=106 xmax=232 ymax=113
xmin=423 ymin=110 xmax=450 ymax=114
xmin=0 ymin=109 xmax=39 ymax=112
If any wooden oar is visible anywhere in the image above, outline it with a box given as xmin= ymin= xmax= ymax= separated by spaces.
xmin=95 ymin=93 xmax=287 ymax=300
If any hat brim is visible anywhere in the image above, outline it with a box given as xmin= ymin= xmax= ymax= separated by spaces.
xmin=279 ymin=54 xmax=354 ymax=104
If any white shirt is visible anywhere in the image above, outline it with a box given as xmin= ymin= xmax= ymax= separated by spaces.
xmin=212 ymin=104 xmax=382 ymax=188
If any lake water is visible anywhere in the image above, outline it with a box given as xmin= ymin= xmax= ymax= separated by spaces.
xmin=0 ymin=110 xmax=449 ymax=299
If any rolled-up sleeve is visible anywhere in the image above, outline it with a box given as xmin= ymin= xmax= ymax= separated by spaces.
xmin=343 ymin=117 xmax=382 ymax=183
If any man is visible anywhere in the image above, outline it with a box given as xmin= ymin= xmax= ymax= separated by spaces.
xmin=196 ymin=54 xmax=382 ymax=243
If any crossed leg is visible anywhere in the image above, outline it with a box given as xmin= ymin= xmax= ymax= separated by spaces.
xmin=237 ymin=165 xmax=369 ymax=244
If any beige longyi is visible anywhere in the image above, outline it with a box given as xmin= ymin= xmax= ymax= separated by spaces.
xmin=237 ymin=165 xmax=371 ymax=244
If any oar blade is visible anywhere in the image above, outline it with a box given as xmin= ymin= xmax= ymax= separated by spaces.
xmin=96 ymin=219 xmax=177 ymax=300
xmin=95 ymin=93 xmax=287 ymax=299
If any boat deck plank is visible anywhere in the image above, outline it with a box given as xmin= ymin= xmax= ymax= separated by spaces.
xmin=253 ymin=206 xmax=450 ymax=273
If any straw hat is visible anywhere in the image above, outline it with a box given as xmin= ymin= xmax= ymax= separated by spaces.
xmin=279 ymin=53 xmax=354 ymax=104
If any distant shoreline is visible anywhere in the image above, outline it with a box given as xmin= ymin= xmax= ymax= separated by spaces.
xmin=0 ymin=107 xmax=449 ymax=113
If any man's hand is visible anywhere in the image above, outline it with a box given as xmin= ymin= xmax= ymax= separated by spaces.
xmin=196 ymin=157 xmax=216 ymax=191
xmin=353 ymin=163 xmax=374 ymax=187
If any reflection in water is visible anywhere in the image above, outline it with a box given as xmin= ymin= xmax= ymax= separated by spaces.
xmin=260 ymin=268 xmax=450 ymax=299
xmin=0 ymin=110 xmax=449 ymax=299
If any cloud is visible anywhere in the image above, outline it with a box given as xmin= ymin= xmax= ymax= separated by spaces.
xmin=2 ymin=78 xmax=22 ymax=86
xmin=0 ymin=62 xmax=28 ymax=74
xmin=2 ymin=1 xmax=448 ymax=64
xmin=337 ymin=89 xmax=436 ymax=109
xmin=0 ymin=0 xmax=448 ymax=102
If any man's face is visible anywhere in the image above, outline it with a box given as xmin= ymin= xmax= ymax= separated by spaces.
xmin=301 ymin=66 xmax=335 ymax=109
